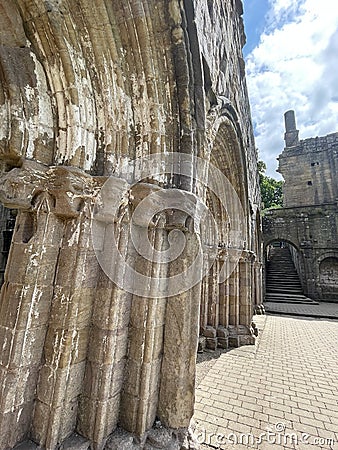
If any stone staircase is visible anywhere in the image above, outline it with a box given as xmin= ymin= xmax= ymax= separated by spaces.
xmin=265 ymin=247 xmax=318 ymax=304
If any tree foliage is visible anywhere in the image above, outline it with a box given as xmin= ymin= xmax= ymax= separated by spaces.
xmin=258 ymin=161 xmax=283 ymax=210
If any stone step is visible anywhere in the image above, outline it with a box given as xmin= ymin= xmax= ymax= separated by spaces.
xmin=267 ymin=284 xmax=302 ymax=289
xmin=267 ymin=285 xmax=302 ymax=290
xmin=265 ymin=246 xmax=308 ymax=304
xmin=267 ymin=276 xmax=300 ymax=280
xmin=267 ymin=278 xmax=301 ymax=281
xmin=265 ymin=294 xmax=318 ymax=304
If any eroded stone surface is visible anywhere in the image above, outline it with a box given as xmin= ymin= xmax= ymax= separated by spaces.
xmin=0 ymin=1 xmax=262 ymax=449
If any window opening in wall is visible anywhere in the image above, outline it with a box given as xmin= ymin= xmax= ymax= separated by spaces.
xmin=307 ymin=181 xmax=313 ymax=186
xmin=311 ymin=162 xmax=320 ymax=166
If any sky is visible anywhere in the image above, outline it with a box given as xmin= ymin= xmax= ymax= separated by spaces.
xmin=242 ymin=0 xmax=338 ymax=179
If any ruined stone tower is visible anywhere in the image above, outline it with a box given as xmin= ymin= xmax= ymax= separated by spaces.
xmin=263 ymin=110 xmax=338 ymax=302
xmin=0 ymin=1 xmax=262 ymax=448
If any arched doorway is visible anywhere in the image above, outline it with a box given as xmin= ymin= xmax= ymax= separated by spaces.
xmin=198 ymin=111 xmax=259 ymax=348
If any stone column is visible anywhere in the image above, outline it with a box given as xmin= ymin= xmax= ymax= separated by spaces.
xmin=32 ymin=201 xmax=98 ymax=448
xmin=119 ymin=212 xmax=168 ymax=437
xmin=254 ymin=261 xmax=264 ymax=314
xmin=158 ymin=206 xmax=202 ymax=430
xmin=217 ymin=252 xmax=230 ymax=349
xmin=238 ymin=253 xmax=255 ymax=346
xmin=0 ymin=163 xmax=64 ymax=448
xmin=228 ymin=263 xmax=239 ymax=327
xmin=199 ymin=268 xmax=209 ymax=333
xmin=77 ymin=177 xmax=132 ymax=449
xmin=218 ymin=251 xmax=229 ymax=327
xmin=240 ymin=253 xmax=253 ymax=324
xmin=228 ymin=251 xmax=255 ymax=347
xmin=207 ymin=258 xmax=220 ymax=330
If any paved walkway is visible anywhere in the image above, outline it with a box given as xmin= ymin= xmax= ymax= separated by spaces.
xmin=194 ymin=312 xmax=338 ymax=449
xmin=264 ymin=302 xmax=338 ymax=319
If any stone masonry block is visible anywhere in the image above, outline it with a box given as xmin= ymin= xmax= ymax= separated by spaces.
xmin=228 ymin=336 xmax=240 ymax=348
xmin=82 ymin=359 xmax=125 ymax=401
xmin=0 ymin=401 xmax=34 ymax=449
xmin=87 ymin=326 xmax=128 ymax=365
xmin=77 ymin=394 xmax=120 ymax=445
xmin=31 ymin=400 xmax=61 ymax=446
xmin=197 ymin=336 xmax=206 ymax=353
xmin=43 ymin=326 xmax=90 ymax=368
xmin=0 ymin=325 xmax=46 ymax=369
xmin=202 ymin=325 xmax=216 ymax=338
xmin=119 ymin=391 xmax=157 ymax=436
xmin=91 ymin=288 xmax=131 ymax=331
xmin=6 ymin=243 xmax=58 ymax=285
xmin=205 ymin=337 xmax=217 ymax=350
xmin=49 ymin=286 xmax=93 ymax=329
xmin=0 ymin=282 xmax=53 ymax=330
xmin=127 ymin=325 xmax=164 ymax=364
xmin=0 ymin=365 xmax=38 ymax=413
xmin=129 ymin=297 xmax=166 ymax=330
xmin=238 ymin=335 xmax=256 ymax=346
xmin=60 ymin=433 xmax=90 ymax=450
xmin=36 ymin=361 xmax=86 ymax=407
xmin=122 ymin=358 xmax=162 ymax=399
xmin=54 ymin=248 xmax=98 ymax=288
xmin=217 ymin=337 xmax=228 ymax=349
xmin=59 ymin=398 xmax=79 ymax=445
xmin=217 ymin=325 xmax=229 ymax=338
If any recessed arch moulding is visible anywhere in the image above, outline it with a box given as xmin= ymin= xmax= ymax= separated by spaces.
xmin=0 ymin=0 xmax=263 ymax=449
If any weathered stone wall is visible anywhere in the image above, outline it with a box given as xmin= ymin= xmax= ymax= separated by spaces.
xmin=263 ymin=204 xmax=338 ymax=300
xmin=263 ymin=111 xmax=338 ymax=302
xmin=279 ymin=111 xmax=338 ymax=207
xmin=0 ymin=1 xmax=262 ymax=449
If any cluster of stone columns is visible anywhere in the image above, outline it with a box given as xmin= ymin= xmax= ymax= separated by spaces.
xmin=0 ymin=163 xmax=204 ymax=449
xmin=199 ymin=250 xmax=261 ymax=351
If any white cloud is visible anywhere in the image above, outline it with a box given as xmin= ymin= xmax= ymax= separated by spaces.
xmin=245 ymin=0 xmax=338 ymax=178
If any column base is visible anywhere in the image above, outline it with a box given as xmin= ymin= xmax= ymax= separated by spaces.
xmin=199 ymin=326 xmax=229 ymax=351
xmin=14 ymin=425 xmax=200 ymax=450
xmin=13 ymin=434 xmax=91 ymax=450
xmin=199 ymin=324 xmax=255 ymax=351
xmin=216 ymin=326 xmax=229 ymax=349
xmin=254 ymin=304 xmax=265 ymax=315
xmin=105 ymin=421 xmax=200 ymax=449
xmin=227 ymin=325 xmax=256 ymax=347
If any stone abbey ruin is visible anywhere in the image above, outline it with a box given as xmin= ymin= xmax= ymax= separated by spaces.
xmin=0 ymin=0 xmax=337 ymax=448
xmin=263 ymin=110 xmax=338 ymax=303
xmin=0 ymin=1 xmax=264 ymax=449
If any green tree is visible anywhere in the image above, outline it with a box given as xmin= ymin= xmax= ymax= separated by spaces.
xmin=258 ymin=161 xmax=283 ymax=210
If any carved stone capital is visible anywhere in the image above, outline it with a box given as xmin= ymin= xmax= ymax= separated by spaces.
xmin=0 ymin=159 xmax=101 ymax=219
xmin=240 ymin=250 xmax=256 ymax=263
xmin=130 ymin=185 xmax=204 ymax=233
xmin=48 ymin=167 xmax=97 ymax=218
xmin=0 ymin=160 xmax=48 ymax=209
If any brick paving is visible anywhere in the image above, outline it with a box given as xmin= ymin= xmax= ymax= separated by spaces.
xmin=194 ymin=313 xmax=338 ymax=449
xmin=265 ymin=302 xmax=338 ymax=319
